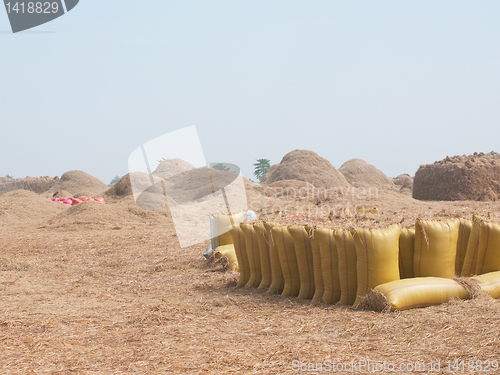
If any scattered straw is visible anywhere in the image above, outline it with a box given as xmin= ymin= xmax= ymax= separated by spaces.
xmin=357 ymin=289 xmax=393 ymax=313
xmin=454 ymin=276 xmax=486 ymax=300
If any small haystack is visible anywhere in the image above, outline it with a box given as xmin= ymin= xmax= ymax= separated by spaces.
xmin=339 ymin=159 xmax=396 ymax=190
xmin=393 ymin=174 xmax=413 ymax=195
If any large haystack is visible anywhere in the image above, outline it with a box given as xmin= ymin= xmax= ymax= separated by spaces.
xmin=339 ymin=159 xmax=396 ymax=190
xmin=43 ymin=170 xmax=108 ymax=197
xmin=413 ymin=152 xmax=500 ymax=201
xmin=0 ymin=176 xmax=58 ymax=196
xmin=261 ymin=150 xmax=351 ymax=189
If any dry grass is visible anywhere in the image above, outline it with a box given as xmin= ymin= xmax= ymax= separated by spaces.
xmin=1 ymin=224 xmax=500 ymax=374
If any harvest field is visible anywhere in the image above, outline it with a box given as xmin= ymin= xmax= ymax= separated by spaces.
xmin=4 ymin=1 xmax=500 ymax=373
xmin=1 ymin=158 xmax=500 ymax=374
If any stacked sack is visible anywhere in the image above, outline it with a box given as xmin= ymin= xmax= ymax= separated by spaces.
xmin=221 ymin=216 xmax=500 ymax=311
xmin=459 ymin=215 xmax=500 ymax=298
xmin=229 ymin=221 xmax=405 ymax=307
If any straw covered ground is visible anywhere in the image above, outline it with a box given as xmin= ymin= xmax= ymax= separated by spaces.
xmin=1 ymin=182 xmax=500 ymax=373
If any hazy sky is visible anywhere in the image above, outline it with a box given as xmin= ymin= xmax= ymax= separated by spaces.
xmin=2 ymin=1 xmax=500 ymax=184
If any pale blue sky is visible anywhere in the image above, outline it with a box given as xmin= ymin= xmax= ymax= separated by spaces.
xmin=2 ymin=1 xmax=500 ymax=183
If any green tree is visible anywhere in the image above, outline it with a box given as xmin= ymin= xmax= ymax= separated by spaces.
xmin=253 ymin=159 xmax=271 ymax=181
xmin=110 ymin=175 xmax=120 ymax=184
xmin=4 ymin=174 xmax=13 ymax=179
xmin=212 ymin=163 xmax=230 ymax=172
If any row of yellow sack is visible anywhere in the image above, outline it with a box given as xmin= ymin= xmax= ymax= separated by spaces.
xmin=396 ymin=215 xmax=500 ymax=279
xmin=213 ymin=217 xmax=500 ymax=310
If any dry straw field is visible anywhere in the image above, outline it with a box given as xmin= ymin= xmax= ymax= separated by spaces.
xmin=1 ymin=154 xmax=500 ymax=374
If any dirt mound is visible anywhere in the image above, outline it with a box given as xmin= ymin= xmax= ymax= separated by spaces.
xmin=0 ymin=190 xmax=68 ymax=228
xmin=152 ymin=158 xmax=196 ymax=180
xmin=393 ymin=174 xmax=413 ymax=195
xmin=413 ymin=152 xmax=500 ymax=201
xmin=44 ymin=170 xmax=108 ymax=197
xmin=44 ymin=199 xmax=171 ymax=230
xmin=261 ymin=150 xmax=352 ymax=189
xmin=0 ymin=176 xmax=58 ymax=196
xmin=339 ymin=159 xmax=396 ymax=190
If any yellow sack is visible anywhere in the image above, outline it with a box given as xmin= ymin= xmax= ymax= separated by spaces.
xmin=455 ymin=219 xmax=472 ymax=275
xmin=253 ymin=222 xmax=272 ymax=289
xmin=399 ymin=227 xmax=415 ymax=279
xmin=334 ymin=229 xmax=357 ymax=306
xmin=265 ymin=222 xmax=284 ymax=294
xmin=307 ymin=225 xmax=324 ymax=302
xmin=240 ymin=223 xmax=262 ymax=287
xmin=375 ymin=277 xmax=469 ymax=311
xmin=271 ymin=225 xmax=300 ymax=297
xmin=230 ymin=225 xmax=250 ymax=288
xmin=211 ymin=212 xmax=245 ymax=248
xmin=472 ymin=271 xmax=500 ymax=299
xmin=461 ymin=215 xmax=483 ymax=276
xmin=353 ymin=224 xmax=401 ymax=308
xmin=475 ymin=221 xmax=500 ymax=275
xmin=414 ymin=219 xmax=459 ymax=279
xmin=315 ymin=228 xmax=340 ymax=304
xmin=288 ymin=225 xmax=315 ymax=300
xmin=214 ymin=244 xmax=239 ymax=272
